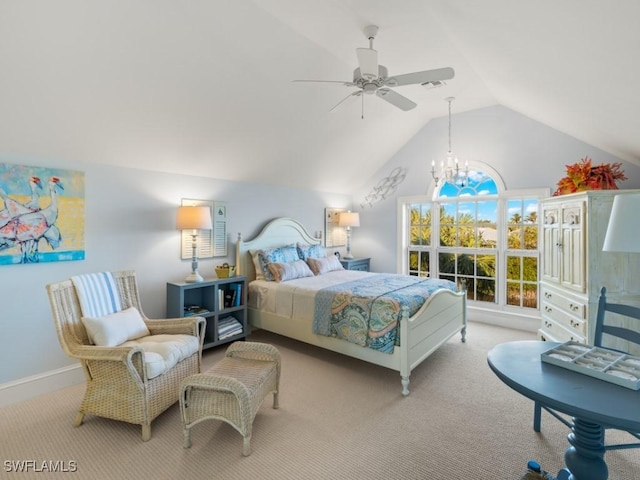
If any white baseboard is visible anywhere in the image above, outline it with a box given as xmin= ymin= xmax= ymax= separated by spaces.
xmin=0 ymin=364 xmax=84 ymax=407
xmin=468 ymin=306 xmax=540 ymax=333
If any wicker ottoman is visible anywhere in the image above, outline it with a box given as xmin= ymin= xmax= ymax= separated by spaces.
xmin=179 ymin=341 xmax=281 ymax=456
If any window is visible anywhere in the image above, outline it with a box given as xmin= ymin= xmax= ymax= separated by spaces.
xmin=403 ymin=167 xmax=547 ymax=313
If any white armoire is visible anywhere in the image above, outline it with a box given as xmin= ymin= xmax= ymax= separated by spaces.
xmin=539 ymin=190 xmax=640 ymax=349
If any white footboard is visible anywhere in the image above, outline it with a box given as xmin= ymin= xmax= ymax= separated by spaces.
xmin=399 ymin=288 xmax=467 ymax=395
xmin=249 ymin=286 xmax=466 ymax=397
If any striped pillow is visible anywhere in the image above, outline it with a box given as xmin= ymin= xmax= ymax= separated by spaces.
xmin=267 ymin=260 xmax=314 ymax=282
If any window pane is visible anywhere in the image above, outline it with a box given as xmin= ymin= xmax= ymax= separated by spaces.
xmin=507 ymin=199 xmax=523 ymax=224
xmin=523 ymin=200 xmax=538 ymax=224
xmin=477 ymin=278 xmax=495 ymax=302
xmin=420 ymin=226 xmax=430 ymax=246
xmin=419 ymin=251 xmax=429 ymax=273
xmin=439 ymin=253 xmax=455 ymax=274
xmin=441 ymin=204 xmax=455 ymax=224
xmin=523 ymin=257 xmax=538 ymax=282
xmin=524 ymin=225 xmax=538 ymax=250
xmin=459 ymin=226 xmax=475 ymax=247
xmin=508 ymin=225 xmax=521 ymax=249
xmin=506 ymin=255 xmax=520 ymax=280
xmin=478 ymin=201 xmax=497 ymax=223
xmin=523 ymin=283 xmax=538 ymax=309
xmin=409 ymin=251 xmax=418 ymax=270
xmin=507 ymin=282 xmax=521 ymax=306
xmin=462 ymin=277 xmax=475 ymax=301
xmin=457 ymin=254 xmax=474 ymax=276
xmin=477 ymin=254 xmax=496 ymax=279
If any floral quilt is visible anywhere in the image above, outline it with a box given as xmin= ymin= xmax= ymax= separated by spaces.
xmin=313 ymin=274 xmax=458 ymax=354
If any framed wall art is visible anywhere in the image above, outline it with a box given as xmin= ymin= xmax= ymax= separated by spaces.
xmin=324 ymin=207 xmax=347 ymax=248
xmin=0 ymin=162 xmax=85 ymax=265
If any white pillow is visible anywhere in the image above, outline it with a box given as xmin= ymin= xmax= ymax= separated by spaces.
xmin=267 ymin=259 xmax=314 ymax=282
xmin=307 ymin=255 xmax=344 ymax=275
xmin=82 ymin=307 xmax=150 ymax=347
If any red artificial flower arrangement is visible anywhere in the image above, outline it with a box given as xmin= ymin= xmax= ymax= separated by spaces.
xmin=553 ymin=156 xmax=627 ymax=196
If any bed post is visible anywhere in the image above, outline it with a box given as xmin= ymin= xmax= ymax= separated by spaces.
xmin=399 ymin=304 xmax=410 ymax=397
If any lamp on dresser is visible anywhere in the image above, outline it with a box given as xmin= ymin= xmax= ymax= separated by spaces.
xmin=177 ymin=205 xmax=213 ymax=283
xmin=338 ymin=211 xmax=360 ymax=259
xmin=603 ymin=193 xmax=640 ymax=253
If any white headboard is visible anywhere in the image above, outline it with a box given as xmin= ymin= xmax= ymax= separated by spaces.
xmin=236 ymin=217 xmax=322 ymax=282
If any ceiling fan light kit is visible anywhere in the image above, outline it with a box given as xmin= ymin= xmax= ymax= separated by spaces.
xmin=294 ymin=25 xmax=455 ymax=116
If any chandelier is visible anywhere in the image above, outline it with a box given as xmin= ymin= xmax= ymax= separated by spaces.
xmin=431 ymin=97 xmax=468 ymax=187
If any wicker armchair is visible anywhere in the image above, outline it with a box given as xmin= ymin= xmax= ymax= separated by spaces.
xmin=46 ymin=270 xmax=205 ymax=441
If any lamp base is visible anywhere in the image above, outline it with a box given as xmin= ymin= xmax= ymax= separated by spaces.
xmin=343 ymin=253 xmax=354 ymax=259
xmin=185 ymin=270 xmax=204 ymax=283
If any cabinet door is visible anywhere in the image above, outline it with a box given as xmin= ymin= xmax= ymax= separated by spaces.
xmin=542 ymin=206 xmax=560 ymax=284
xmin=560 ymin=203 xmax=585 ymax=292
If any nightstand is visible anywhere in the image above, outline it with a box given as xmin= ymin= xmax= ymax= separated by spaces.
xmin=340 ymin=257 xmax=371 ymax=272
xmin=166 ymin=276 xmax=248 ymax=350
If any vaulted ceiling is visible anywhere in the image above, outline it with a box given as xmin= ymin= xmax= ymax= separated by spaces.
xmin=1 ymin=1 xmax=638 ymax=194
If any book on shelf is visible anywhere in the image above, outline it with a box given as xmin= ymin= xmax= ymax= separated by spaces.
xmin=183 ymin=306 xmax=209 ymax=316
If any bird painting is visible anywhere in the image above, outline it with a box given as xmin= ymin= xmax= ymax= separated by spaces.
xmin=0 ymin=176 xmax=64 ymax=263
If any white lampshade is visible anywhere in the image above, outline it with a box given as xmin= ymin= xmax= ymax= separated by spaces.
xmin=603 ymin=193 xmax=640 ymax=253
xmin=338 ymin=211 xmax=360 ymax=228
xmin=176 ymin=206 xmax=213 ymax=231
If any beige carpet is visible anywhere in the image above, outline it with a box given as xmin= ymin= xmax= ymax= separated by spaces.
xmin=2 ymin=322 xmax=639 ymax=479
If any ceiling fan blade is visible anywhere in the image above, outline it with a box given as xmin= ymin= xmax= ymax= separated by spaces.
xmin=329 ymin=91 xmax=362 ymax=112
xmin=356 ymin=47 xmax=378 ymax=79
xmin=293 ymin=79 xmax=357 ymax=87
xmin=376 ymin=88 xmax=417 ymax=111
xmin=385 ymin=67 xmax=455 ymax=87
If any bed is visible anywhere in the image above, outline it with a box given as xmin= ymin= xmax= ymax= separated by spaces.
xmin=235 ymin=217 xmax=467 ymax=396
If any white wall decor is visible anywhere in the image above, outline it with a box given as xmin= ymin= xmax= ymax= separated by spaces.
xmin=324 ymin=208 xmax=346 ymax=247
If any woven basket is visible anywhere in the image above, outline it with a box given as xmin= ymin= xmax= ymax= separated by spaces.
xmin=215 ymin=264 xmax=235 ymax=278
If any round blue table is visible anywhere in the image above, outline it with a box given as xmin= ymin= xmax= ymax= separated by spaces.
xmin=487 ymin=341 xmax=640 ymax=480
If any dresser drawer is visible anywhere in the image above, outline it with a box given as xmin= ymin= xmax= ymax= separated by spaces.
xmin=540 ymin=317 xmax=586 ymax=344
xmin=541 ymin=288 xmax=586 ymax=319
xmin=541 ymin=300 xmax=587 ymax=336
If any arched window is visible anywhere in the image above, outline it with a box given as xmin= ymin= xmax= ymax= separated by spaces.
xmin=401 ymin=164 xmax=548 ymax=315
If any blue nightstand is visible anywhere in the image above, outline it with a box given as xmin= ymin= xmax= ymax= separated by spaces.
xmin=340 ymin=257 xmax=370 ymax=272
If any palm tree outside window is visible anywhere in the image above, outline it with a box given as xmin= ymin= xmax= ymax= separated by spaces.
xmin=403 ymin=167 xmax=547 ymax=313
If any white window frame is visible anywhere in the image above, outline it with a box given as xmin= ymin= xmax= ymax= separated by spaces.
xmin=397 ymin=164 xmax=550 ymax=327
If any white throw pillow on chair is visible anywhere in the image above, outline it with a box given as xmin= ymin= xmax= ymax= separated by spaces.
xmin=82 ymin=306 xmax=150 ymax=347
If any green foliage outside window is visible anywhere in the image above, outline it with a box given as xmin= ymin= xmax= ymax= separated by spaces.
xmin=407 ymin=173 xmax=541 ymax=309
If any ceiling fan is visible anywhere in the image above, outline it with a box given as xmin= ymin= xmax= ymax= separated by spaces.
xmin=294 ymin=25 xmax=455 ymax=115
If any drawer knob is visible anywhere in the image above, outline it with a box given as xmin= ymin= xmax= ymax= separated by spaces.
xmin=570 ymin=303 xmax=579 ymax=312
xmin=545 ymin=306 xmax=552 ymax=313
xmin=545 ymin=321 xmax=552 ymax=328
xmin=545 ymin=292 xmax=552 ymax=299
xmin=570 ymin=320 xmax=579 ymax=328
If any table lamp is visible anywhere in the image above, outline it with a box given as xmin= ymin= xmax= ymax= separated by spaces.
xmin=177 ymin=205 xmax=213 ymax=283
xmin=338 ymin=211 xmax=360 ymax=259
xmin=603 ymin=193 xmax=640 ymax=253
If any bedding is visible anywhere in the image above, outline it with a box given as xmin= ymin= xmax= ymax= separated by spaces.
xmin=248 ymin=270 xmax=458 ymax=354
xmin=314 ymin=274 xmax=457 ymax=353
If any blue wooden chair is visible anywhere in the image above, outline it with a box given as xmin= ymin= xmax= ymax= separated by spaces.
xmin=534 ymin=286 xmax=640 ymax=450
